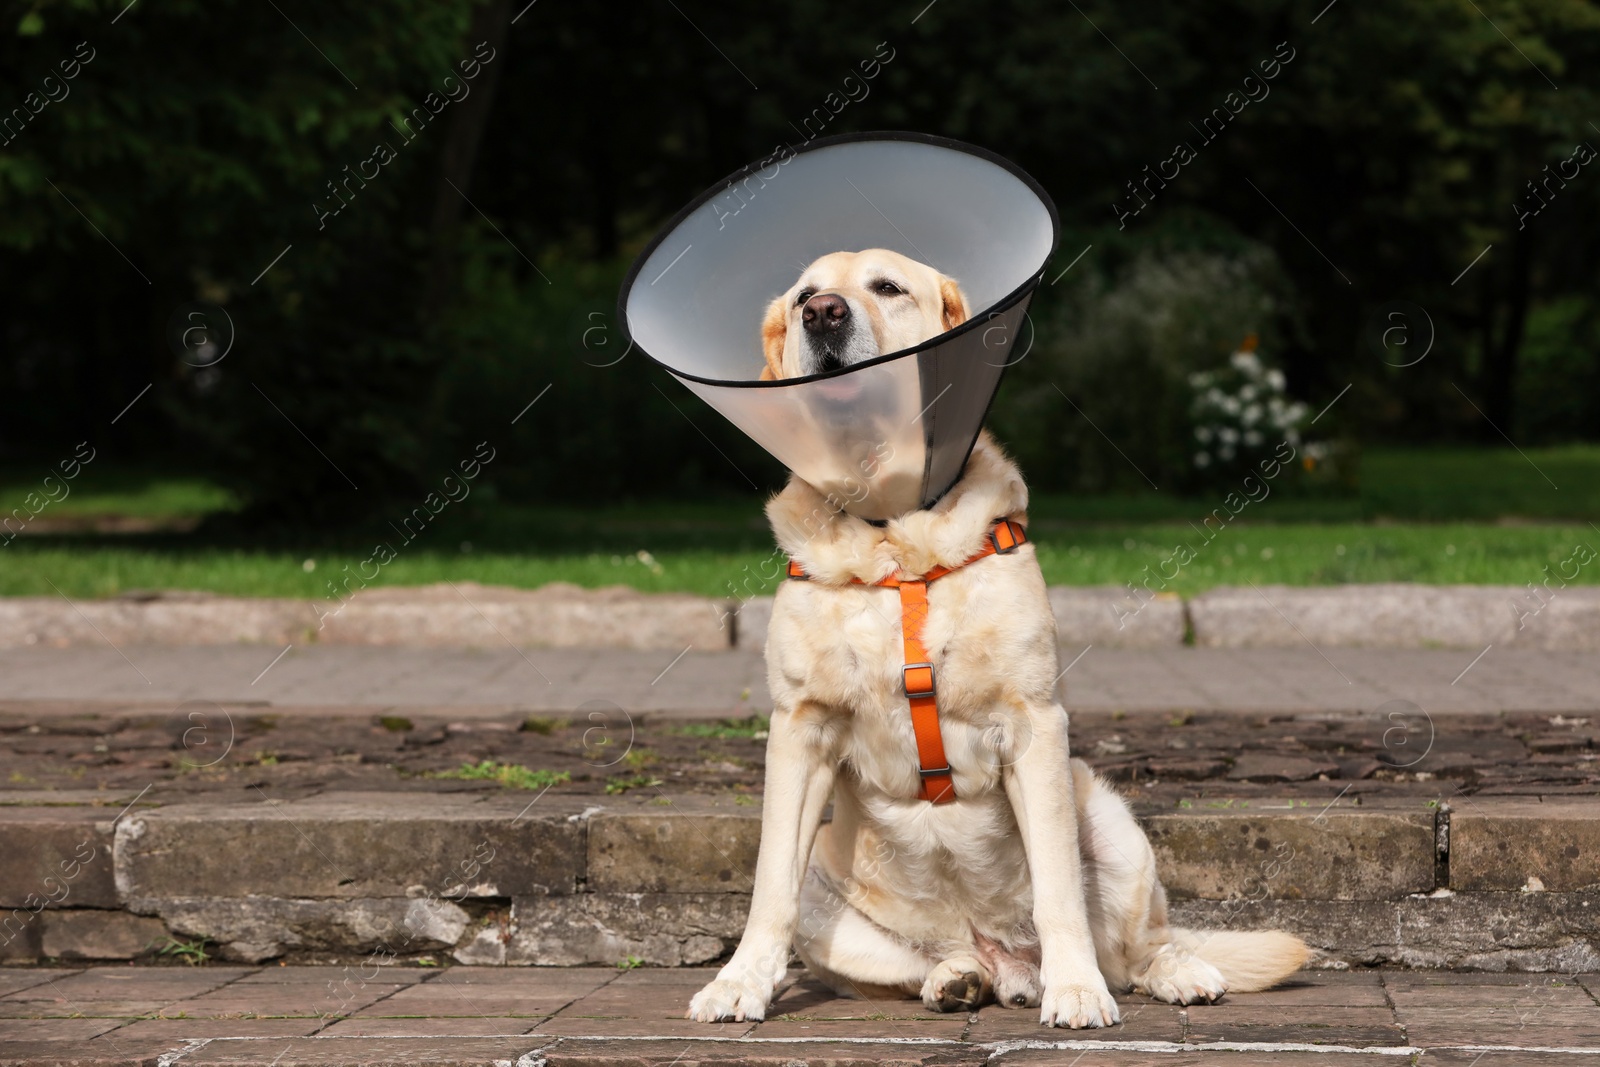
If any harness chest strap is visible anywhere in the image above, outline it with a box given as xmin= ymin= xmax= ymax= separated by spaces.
xmin=785 ymin=518 xmax=1028 ymax=804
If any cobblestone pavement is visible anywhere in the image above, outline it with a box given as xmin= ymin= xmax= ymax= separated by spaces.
xmin=2 ymin=644 xmax=1597 ymax=715
xmin=2 ymin=965 xmax=1598 ymax=1065
xmin=2 ymin=643 xmax=1595 ymax=808
xmin=2 ymin=696 xmax=1595 ymax=808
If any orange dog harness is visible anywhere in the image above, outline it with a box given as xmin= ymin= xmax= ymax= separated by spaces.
xmin=785 ymin=518 xmax=1028 ymax=803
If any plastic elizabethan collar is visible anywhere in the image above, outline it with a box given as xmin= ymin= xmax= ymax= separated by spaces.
xmin=619 ymin=132 xmax=1059 ymax=521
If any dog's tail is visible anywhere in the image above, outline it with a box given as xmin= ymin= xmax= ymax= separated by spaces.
xmin=1170 ymin=927 xmax=1310 ymax=992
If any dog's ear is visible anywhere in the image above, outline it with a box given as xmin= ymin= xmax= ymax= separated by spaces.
xmin=939 ymin=276 xmax=970 ymax=331
xmin=760 ymin=294 xmax=788 ymax=380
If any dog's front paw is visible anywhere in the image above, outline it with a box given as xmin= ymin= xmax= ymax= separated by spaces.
xmin=1039 ymin=982 xmax=1120 ymax=1028
xmin=686 ymin=976 xmax=770 ymax=1023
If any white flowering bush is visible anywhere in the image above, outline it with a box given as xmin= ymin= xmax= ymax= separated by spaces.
xmin=1188 ymin=340 xmax=1326 ymax=487
xmin=991 ymin=246 xmax=1298 ymax=493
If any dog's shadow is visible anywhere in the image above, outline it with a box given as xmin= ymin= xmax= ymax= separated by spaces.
xmin=767 ymin=975 xmax=917 ymax=1018
xmin=771 ymin=975 xmax=1328 ymax=1018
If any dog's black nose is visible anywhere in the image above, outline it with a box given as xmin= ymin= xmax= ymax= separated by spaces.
xmin=802 ymin=293 xmax=849 ymax=334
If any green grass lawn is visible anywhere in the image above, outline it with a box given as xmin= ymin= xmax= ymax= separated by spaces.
xmin=7 ymin=522 xmax=1598 ymax=600
xmin=0 ymin=464 xmax=238 ymax=521
xmin=1359 ymin=446 xmax=1600 ymax=521
xmin=1024 ymin=446 xmax=1600 ymax=523
xmin=2 ymin=447 xmax=1597 ymax=599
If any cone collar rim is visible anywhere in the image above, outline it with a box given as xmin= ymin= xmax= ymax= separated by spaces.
xmin=617 ymin=130 xmax=1061 ymax=389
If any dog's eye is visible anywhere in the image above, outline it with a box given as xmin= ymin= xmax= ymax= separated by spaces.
xmin=795 ymin=289 xmax=814 ymax=307
xmin=872 ymin=280 xmax=904 ymax=296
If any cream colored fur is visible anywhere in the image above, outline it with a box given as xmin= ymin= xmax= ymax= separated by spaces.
xmin=687 ymin=254 xmax=1308 ymax=1030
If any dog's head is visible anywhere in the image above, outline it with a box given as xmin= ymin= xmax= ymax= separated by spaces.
xmin=759 ymin=249 xmax=970 ymax=380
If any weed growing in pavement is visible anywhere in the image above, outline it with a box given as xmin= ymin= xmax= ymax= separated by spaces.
xmin=604 ymin=774 xmax=664 ymax=795
xmin=433 ymin=761 xmax=569 ymax=790
xmin=669 ymin=716 xmax=771 ymax=740
xmin=157 ymin=937 xmax=212 ymax=965
xmin=520 ymin=715 xmax=568 ymax=735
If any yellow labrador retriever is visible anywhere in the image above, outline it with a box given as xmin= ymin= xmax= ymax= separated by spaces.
xmin=688 ymin=249 xmax=1307 ymax=1029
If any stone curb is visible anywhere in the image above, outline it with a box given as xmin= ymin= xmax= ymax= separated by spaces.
xmin=1188 ymin=583 xmax=1600 ymax=651
xmin=0 ymin=596 xmax=320 ymax=648
xmin=0 ymin=582 xmax=731 ymax=653
xmin=4 ymin=793 xmax=1598 ymax=969
xmin=12 ymin=583 xmax=1595 ymax=651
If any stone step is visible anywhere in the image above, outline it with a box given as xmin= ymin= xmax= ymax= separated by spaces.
xmin=4 ymin=583 xmax=1597 ymax=651
xmin=3 ymin=791 xmax=1596 ymax=973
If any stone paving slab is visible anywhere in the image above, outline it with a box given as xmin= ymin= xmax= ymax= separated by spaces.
xmin=183 ymin=1035 xmax=552 ymax=1065
xmin=1449 ymin=796 xmax=1600 ymax=892
xmin=965 ymin=1000 xmax=1185 ymax=1043
xmin=987 ymin=1054 xmax=1388 ymax=1067
xmin=0 ymin=981 xmax=50 ymax=1002
xmin=1146 ymin=807 xmax=1437 ymax=902
xmin=1422 ymin=1054 xmax=1600 ymax=1067
xmin=117 ymin=791 xmax=593 ymax=903
xmin=0 ymin=808 xmax=118 ymax=909
xmin=113 ymin=1018 xmax=328 ymax=1040
xmin=317 ymin=1018 xmax=544 ymax=1036
xmin=0 ymin=1020 xmax=126 ymax=1041
xmin=536 ymin=1040 xmax=971 ymax=1067
xmin=4 ymin=645 xmax=1600 ymax=716
xmin=1 ymin=966 xmax=1598 ymax=1064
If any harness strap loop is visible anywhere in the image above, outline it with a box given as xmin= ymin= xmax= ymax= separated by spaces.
xmin=896 ymin=579 xmax=954 ymax=803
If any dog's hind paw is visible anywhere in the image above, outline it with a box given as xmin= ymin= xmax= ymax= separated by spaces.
xmin=686 ymin=977 xmax=770 ymax=1023
xmin=1134 ymin=945 xmax=1228 ymax=1006
xmin=995 ymin=966 xmax=1043 ymax=1009
xmin=920 ymin=958 xmax=991 ymax=1012
xmin=1039 ymin=982 xmax=1120 ymax=1028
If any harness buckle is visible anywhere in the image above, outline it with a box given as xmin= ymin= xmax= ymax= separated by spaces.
xmin=902 ymin=662 xmax=936 ymax=698
xmin=919 ymin=765 xmax=952 ymax=779
xmin=990 ymin=521 xmax=1023 ymax=555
